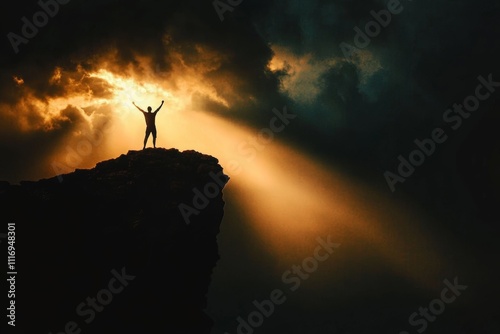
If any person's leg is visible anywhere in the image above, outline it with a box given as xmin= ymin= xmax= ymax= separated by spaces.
xmin=144 ymin=129 xmax=151 ymax=149
xmin=152 ymin=127 xmax=157 ymax=148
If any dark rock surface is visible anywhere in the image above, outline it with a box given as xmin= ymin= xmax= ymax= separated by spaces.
xmin=1 ymin=148 xmax=229 ymax=334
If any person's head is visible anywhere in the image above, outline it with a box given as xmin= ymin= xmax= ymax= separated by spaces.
xmin=147 ymin=106 xmax=152 ymax=112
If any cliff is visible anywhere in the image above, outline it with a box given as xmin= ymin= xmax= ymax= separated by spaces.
xmin=0 ymin=148 xmax=229 ymax=334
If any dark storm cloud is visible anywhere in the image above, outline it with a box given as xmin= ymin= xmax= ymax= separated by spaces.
xmin=1 ymin=0 xmax=500 ymax=182
xmin=246 ymin=0 xmax=500 ymax=166
xmin=0 ymin=0 xmax=179 ymax=101
xmin=0 ymin=0 xmax=288 ymax=181
xmin=0 ymin=0 xmax=285 ymax=112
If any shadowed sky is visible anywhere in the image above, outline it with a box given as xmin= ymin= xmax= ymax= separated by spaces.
xmin=1 ymin=0 xmax=499 ymax=183
xmin=1 ymin=1 xmax=499 ymax=333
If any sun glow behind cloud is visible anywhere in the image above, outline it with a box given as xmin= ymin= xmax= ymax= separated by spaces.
xmin=89 ymin=69 xmax=178 ymax=110
xmin=19 ymin=48 xmax=231 ymax=167
xmin=163 ymin=111 xmax=446 ymax=288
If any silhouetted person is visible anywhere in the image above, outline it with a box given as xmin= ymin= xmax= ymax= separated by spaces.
xmin=133 ymin=100 xmax=164 ymax=149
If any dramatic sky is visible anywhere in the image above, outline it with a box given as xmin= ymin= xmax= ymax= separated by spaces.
xmin=1 ymin=0 xmax=499 ymax=333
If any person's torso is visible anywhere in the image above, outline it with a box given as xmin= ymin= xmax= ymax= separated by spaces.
xmin=143 ymin=112 xmax=156 ymax=127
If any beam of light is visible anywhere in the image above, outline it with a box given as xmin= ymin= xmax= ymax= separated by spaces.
xmin=163 ymin=111 xmax=446 ymax=289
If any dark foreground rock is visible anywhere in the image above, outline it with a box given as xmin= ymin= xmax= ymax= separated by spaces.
xmin=0 ymin=148 xmax=229 ymax=334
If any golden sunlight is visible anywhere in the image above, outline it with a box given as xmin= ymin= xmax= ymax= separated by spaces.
xmin=88 ymin=69 xmax=179 ymax=111
xmin=176 ymin=112 xmax=446 ymax=289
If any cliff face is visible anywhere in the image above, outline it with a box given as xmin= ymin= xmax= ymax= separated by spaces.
xmin=0 ymin=148 xmax=229 ymax=334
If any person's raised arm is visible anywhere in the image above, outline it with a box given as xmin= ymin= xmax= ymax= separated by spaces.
xmin=154 ymin=100 xmax=164 ymax=113
xmin=133 ymin=102 xmax=145 ymax=113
